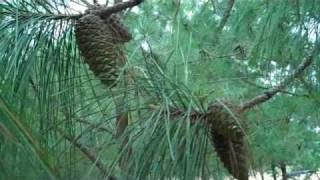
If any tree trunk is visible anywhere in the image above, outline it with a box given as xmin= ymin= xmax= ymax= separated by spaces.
xmin=271 ymin=163 xmax=277 ymax=180
xmin=280 ymin=162 xmax=287 ymax=180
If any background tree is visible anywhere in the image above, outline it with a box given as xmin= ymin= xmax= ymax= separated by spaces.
xmin=0 ymin=0 xmax=319 ymax=180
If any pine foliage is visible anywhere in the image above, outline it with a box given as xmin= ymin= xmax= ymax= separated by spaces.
xmin=0 ymin=0 xmax=319 ymax=180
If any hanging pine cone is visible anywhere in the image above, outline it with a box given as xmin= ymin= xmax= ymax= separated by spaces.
xmin=207 ymin=102 xmax=249 ymax=180
xmin=75 ymin=10 xmax=132 ymax=87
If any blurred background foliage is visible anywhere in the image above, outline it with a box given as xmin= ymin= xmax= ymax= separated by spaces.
xmin=0 ymin=0 xmax=319 ymax=179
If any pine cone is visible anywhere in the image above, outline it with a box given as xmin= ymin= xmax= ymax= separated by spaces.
xmin=75 ymin=12 xmax=132 ymax=87
xmin=208 ymin=103 xmax=249 ymax=180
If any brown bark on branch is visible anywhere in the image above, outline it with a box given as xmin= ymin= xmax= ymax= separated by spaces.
xmin=6 ymin=0 xmax=143 ymax=21
xmin=30 ymin=79 xmax=117 ymax=179
xmin=241 ymin=78 xmax=309 ymax=97
xmin=240 ymin=50 xmax=317 ymax=112
xmin=217 ymin=0 xmax=235 ymax=32
xmin=88 ymin=0 xmax=143 ymax=18
xmin=58 ymin=129 xmax=118 ymax=180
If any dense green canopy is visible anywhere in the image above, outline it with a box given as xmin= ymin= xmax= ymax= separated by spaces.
xmin=0 ymin=0 xmax=319 ymax=180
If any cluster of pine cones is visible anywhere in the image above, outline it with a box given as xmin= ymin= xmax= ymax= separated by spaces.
xmin=74 ymin=5 xmax=249 ymax=180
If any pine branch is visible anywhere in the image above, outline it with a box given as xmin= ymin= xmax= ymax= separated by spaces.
xmin=217 ymin=0 xmax=235 ymax=32
xmin=1 ymin=0 xmax=143 ymax=22
xmin=57 ymin=128 xmax=117 ymax=179
xmin=89 ymin=0 xmax=143 ymax=18
xmin=241 ymin=78 xmax=309 ymax=97
xmin=1 ymin=9 xmax=81 ymax=21
xmin=240 ymin=46 xmax=319 ymax=112
xmin=30 ymin=79 xmax=117 ymax=179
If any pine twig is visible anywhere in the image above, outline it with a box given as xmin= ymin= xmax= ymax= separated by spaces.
xmin=217 ymin=0 xmax=235 ymax=32
xmin=58 ymin=129 xmax=106 ymax=174
xmin=240 ymin=47 xmax=318 ymax=112
xmin=2 ymin=0 xmax=143 ymax=21
xmin=89 ymin=0 xmax=143 ymax=18
xmin=57 ymin=128 xmax=117 ymax=179
xmin=241 ymin=78 xmax=309 ymax=97
xmin=29 ymin=79 xmax=117 ymax=179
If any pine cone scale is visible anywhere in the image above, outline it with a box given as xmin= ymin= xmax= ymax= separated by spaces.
xmin=75 ymin=11 xmax=132 ymax=87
